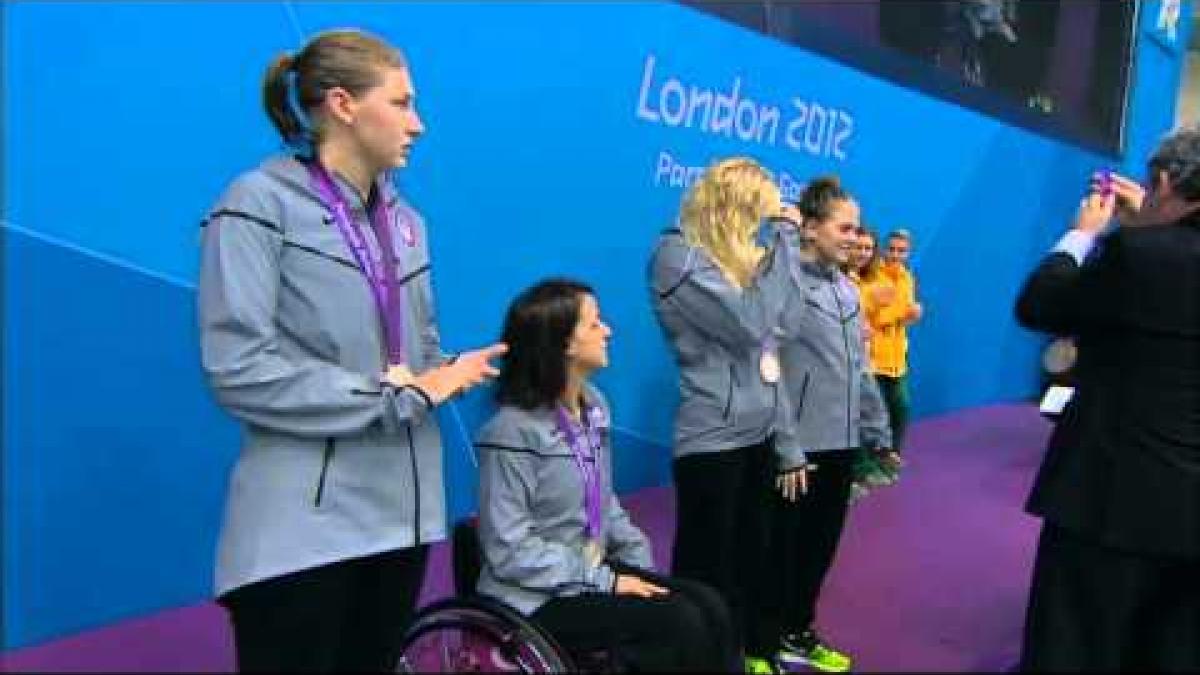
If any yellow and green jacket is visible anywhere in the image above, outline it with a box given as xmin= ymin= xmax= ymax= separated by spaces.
xmin=853 ymin=263 xmax=918 ymax=378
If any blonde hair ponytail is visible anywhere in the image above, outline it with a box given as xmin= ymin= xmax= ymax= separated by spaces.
xmin=679 ymin=157 xmax=780 ymax=288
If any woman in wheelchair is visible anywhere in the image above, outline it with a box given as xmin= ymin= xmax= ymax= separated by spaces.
xmin=474 ymin=278 xmax=739 ymax=672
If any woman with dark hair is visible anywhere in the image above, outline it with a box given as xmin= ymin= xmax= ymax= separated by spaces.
xmin=475 ymin=279 xmax=738 ymax=672
xmin=768 ymin=176 xmax=892 ymax=673
xmin=198 ymin=29 xmax=505 ymax=672
xmin=849 ymin=227 xmax=881 ymax=282
xmin=848 ymin=226 xmax=899 ymax=494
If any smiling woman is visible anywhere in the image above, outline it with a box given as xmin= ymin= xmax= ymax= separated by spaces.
xmin=766 ymin=175 xmax=893 ymax=673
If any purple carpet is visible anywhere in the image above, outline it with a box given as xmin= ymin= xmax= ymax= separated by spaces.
xmin=1 ymin=403 xmax=1050 ymax=672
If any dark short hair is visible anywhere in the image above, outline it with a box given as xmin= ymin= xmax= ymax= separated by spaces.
xmin=792 ymin=174 xmax=852 ymax=223
xmin=495 ymin=278 xmax=595 ymax=410
xmin=1149 ymin=125 xmax=1200 ymax=201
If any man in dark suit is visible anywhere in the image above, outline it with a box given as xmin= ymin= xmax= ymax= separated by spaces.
xmin=1014 ymin=127 xmax=1200 ymax=672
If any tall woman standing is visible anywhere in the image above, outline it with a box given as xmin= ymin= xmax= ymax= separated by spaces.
xmin=198 ymin=29 xmax=505 ymax=672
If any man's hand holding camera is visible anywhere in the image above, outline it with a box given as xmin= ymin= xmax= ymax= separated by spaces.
xmin=1077 ymin=169 xmax=1200 ymax=234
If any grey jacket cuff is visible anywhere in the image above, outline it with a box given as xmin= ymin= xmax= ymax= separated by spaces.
xmin=776 ymin=446 xmax=809 ymax=472
xmin=861 ymin=428 xmax=892 ymax=451
xmin=591 ymin=562 xmax=617 ymax=594
xmin=619 ymin=548 xmax=655 ymax=573
xmin=381 ymin=385 xmax=432 ymax=433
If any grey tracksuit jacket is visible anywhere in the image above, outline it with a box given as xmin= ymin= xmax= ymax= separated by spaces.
xmin=776 ymin=247 xmax=892 ymax=455
xmin=648 ymin=226 xmax=807 ymax=470
xmin=475 ymin=385 xmax=655 ymax=615
xmin=198 ymin=155 xmax=447 ymax=597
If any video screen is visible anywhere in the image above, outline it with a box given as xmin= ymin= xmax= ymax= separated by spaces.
xmin=680 ymin=0 xmax=1139 ymax=154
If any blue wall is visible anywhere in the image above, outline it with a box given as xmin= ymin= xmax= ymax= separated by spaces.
xmin=3 ymin=0 xmax=1189 ymax=650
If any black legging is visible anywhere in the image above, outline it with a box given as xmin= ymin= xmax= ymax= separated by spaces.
xmin=766 ymin=448 xmax=856 ymax=637
xmin=531 ymin=565 xmax=739 ymax=672
xmin=671 ymin=439 xmax=776 ymax=658
xmin=218 ymin=546 xmax=429 ymax=673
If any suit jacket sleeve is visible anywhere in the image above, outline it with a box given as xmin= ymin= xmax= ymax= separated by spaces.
xmin=1014 ymin=233 xmax=1122 ymax=336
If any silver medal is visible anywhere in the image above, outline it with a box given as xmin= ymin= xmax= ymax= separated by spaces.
xmin=760 ymin=350 xmax=781 ymax=384
xmin=583 ymin=538 xmax=604 ymax=566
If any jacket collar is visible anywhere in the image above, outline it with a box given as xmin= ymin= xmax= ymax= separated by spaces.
xmin=795 ymin=248 xmax=839 ymax=281
xmin=260 ymin=154 xmax=401 ymax=213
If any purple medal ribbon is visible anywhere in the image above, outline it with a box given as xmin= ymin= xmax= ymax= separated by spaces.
xmin=308 ymin=161 xmax=408 ymax=366
xmin=554 ymin=403 xmax=604 ymax=543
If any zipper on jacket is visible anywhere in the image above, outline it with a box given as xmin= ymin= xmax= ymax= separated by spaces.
xmin=832 ymin=283 xmax=854 ymax=447
xmin=407 ymin=426 xmax=422 ymax=545
xmin=722 ymin=363 xmax=736 ymax=421
xmin=314 ymin=438 xmax=335 ymax=507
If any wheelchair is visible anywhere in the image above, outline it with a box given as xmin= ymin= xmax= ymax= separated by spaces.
xmin=394 ymin=519 xmax=619 ymax=673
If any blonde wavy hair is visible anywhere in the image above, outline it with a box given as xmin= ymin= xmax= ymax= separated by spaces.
xmin=679 ymin=157 xmax=781 ymax=289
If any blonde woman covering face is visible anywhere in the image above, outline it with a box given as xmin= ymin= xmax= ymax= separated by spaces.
xmin=648 ymin=158 xmax=805 ymax=669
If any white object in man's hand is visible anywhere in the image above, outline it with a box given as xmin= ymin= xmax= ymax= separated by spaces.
xmin=1039 ymin=385 xmax=1075 ymax=416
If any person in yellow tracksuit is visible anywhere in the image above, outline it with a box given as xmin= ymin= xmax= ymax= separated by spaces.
xmin=847 ymin=228 xmax=895 ymax=492
xmin=863 ymin=229 xmax=922 ymax=480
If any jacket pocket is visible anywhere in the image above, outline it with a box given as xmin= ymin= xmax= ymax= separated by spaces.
xmin=722 ymin=363 xmax=736 ymax=423
xmin=314 ymin=438 xmax=335 ymax=508
xmin=794 ymin=372 xmax=812 ymax=418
